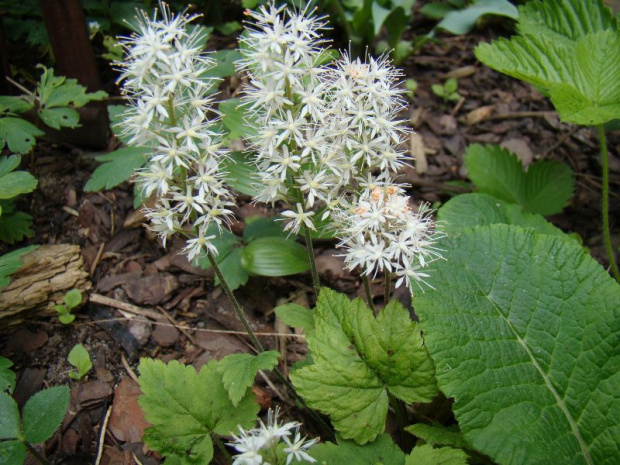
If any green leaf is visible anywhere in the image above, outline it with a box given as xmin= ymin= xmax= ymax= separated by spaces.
xmin=68 ymin=344 xmax=92 ymax=380
xmin=0 ymin=357 xmax=15 ymax=394
xmin=475 ymin=0 xmax=620 ymax=125
xmin=0 ymin=440 xmax=26 ymax=465
xmin=275 ymin=303 xmax=315 ymax=331
xmin=219 ymin=98 xmax=257 ymax=139
xmin=435 ymin=0 xmax=518 ymax=35
xmin=405 ymin=424 xmax=468 ymax=449
xmin=414 ymin=224 xmax=620 ymax=465
xmin=420 ymin=3 xmax=454 ymax=20
xmin=220 ymin=152 xmax=260 ymax=197
xmin=214 ymin=247 xmax=248 ymax=291
xmin=216 ymin=351 xmax=280 ymax=406
xmin=0 ymin=156 xmax=20 ymax=178
xmin=0 ymin=208 xmax=34 ymax=244
xmin=0 ymin=170 xmax=38 ymax=200
xmin=0 ymin=96 xmax=33 ymax=114
xmin=38 ymin=68 xmax=107 ymax=108
xmin=0 ymin=117 xmax=44 ymax=154
xmin=64 ymin=289 xmax=82 ymax=309
xmin=0 ymin=246 xmax=37 ymax=293
xmin=22 ymin=386 xmax=70 ymax=443
xmin=464 ymin=144 xmax=574 ymax=215
xmin=58 ymin=313 xmax=75 ymax=325
xmin=371 ymin=2 xmax=391 ymax=36
xmin=517 ymin=0 xmax=617 ymax=45
xmin=241 ymin=237 xmax=309 ymax=277
xmin=431 ymin=84 xmax=446 ymax=97
xmin=311 ymin=434 xmax=406 ymax=465
xmin=0 ymin=392 xmax=20 ymax=440
xmin=290 ymin=289 xmax=438 ymax=444
xmin=38 ymin=107 xmax=80 ymax=130
xmin=207 ymin=49 xmax=243 ymax=78
xmin=406 ymin=444 xmax=468 ymax=465
xmin=83 ymin=146 xmax=148 ymax=192
xmin=243 ymin=217 xmax=286 ymax=241
xmin=138 ymin=358 xmax=258 ymax=464
xmin=437 ymin=193 xmax=568 ymax=237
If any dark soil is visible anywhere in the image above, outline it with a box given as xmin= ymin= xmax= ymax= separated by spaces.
xmin=1 ymin=12 xmax=619 ymax=465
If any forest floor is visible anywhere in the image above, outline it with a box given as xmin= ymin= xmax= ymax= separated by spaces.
xmin=1 ymin=18 xmax=619 ymax=465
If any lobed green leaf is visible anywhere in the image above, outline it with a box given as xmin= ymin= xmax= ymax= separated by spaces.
xmin=405 ymin=444 xmax=468 ymax=465
xmin=83 ymin=146 xmax=148 ymax=192
xmin=0 ymin=118 xmax=44 ymax=155
xmin=291 ymin=289 xmax=438 ymax=444
xmin=216 ymin=351 xmax=280 ymax=406
xmin=138 ymin=358 xmax=258 ymax=464
xmin=275 ymin=303 xmax=315 ymax=331
xmin=0 ymin=246 xmax=37 ymax=293
xmin=311 ymin=434 xmax=406 ymax=465
xmin=405 ymin=423 xmax=469 ymax=450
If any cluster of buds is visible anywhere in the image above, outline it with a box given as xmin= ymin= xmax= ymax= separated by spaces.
xmin=229 ymin=408 xmax=317 ymax=465
xmin=335 ymin=184 xmax=444 ymax=290
xmin=118 ymin=5 xmax=235 ymax=261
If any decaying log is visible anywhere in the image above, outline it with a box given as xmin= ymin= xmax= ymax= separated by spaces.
xmin=0 ymin=245 xmax=92 ymax=331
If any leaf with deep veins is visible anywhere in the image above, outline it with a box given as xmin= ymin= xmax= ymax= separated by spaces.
xmin=414 ymin=224 xmax=620 ymax=465
xmin=291 ymin=289 xmax=438 ymax=444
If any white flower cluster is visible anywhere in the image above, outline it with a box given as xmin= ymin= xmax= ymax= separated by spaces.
xmin=239 ymin=4 xmax=408 ymax=235
xmin=335 ymin=184 xmax=444 ymax=290
xmin=229 ymin=408 xmax=317 ymax=465
xmin=118 ymin=5 xmax=234 ymax=260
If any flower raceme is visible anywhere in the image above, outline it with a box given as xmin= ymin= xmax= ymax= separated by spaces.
xmin=335 ymin=184 xmax=444 ymax=290
xmin=239 ymin=4 xmax=409 ymax=234
xmin=118 ymin=5 xmax=234 ymax=261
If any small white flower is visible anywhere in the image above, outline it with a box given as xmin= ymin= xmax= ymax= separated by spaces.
xmin=281 ymin=203 xmax=316 ymax=234
xmin=283 ymin=431 xmax=318 ymax=465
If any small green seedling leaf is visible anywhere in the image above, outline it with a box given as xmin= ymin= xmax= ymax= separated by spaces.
xmin=241 ymin=237 xmax=310 ymax=276
xmin=405 ymin=423 xmax=469 ymax=450
xmin=291 ymin=289 xmax=438 ymax=444
xmin=68 ymin=344 xmax=92 ymax=380
xmin=414 ymin=224 xmax=620 ymax=464
xmin=138 ymin=358 xmax=258 ymax=463
xmin=0 ymin=246 xmax=37 ymax=293
xmin=311 ymin=434 xmax=406 ymax=464
xmin=84 ymin=146 xmax=149 ymax=192
xmin=465 ymin=144 xmax=574 ymax=215
xmin=406 ymin=444 xmax=468 ymax=465
xmin=22 ymin=385 xmax=70 ymax=443
xmin=64 ymin=289 xmax=82 ymax=309
xmin=0 ymin=357 xmax=15 ymax=394
xmin=275 ymin=303 xmax=315 ymax=331
xmin=217 ymin=351 xmax=280 ymax=406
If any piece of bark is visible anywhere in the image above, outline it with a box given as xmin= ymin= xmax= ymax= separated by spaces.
xmin=0 ymin=245 xmax=91 ymax=330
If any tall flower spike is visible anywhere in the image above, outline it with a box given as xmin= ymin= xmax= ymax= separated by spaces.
xmin=239 ymin=3 xmax=338 ymax=234
xmin=335 ymin=183 xmax=444 ymax=291
xmin=118 ymin=3 xmax=235 ymax=260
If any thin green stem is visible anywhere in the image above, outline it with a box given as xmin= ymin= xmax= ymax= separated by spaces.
xmin=207 ymin=252 xmax=334 ymax=440
xmin=207 ymin=252 xmax=265 ymax=353
xmin=329 ymin=0 xmax=353 ymax=42
xmin=24 ymin=441 xmax=51 ymax=465
xmin=597 ymin=125 xmax=620 ymax=282
xmin=303 ymin=225 xmax=321 ymax=297
xmin=388 ymin=395 xmax=412 ymax=450
xmin=384 ymin=272 xmax=391 ymax=304
xmin=363 ymin=275 xmax=374 ymax=312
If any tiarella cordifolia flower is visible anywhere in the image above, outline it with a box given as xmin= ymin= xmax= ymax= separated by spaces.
xmin=239 ymin=3 xmax=339 ymax=233
xmin=321 ymin=52 xmax=409 ymax=181
xmin=335 ymin=182 xmax=444 ymax=290
xmin=118 ymin=4 xmax=235 ymax=260
xmin=229 ymin=408 xmax=317 ymax=465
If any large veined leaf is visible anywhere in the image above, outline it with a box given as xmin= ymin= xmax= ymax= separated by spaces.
xmin=291 ymin=289 xmax=438 ymax=444
xmin=464 ymin=144 xmax=574 ymax=215
xmin=475 ymin=0 xmax=620 ymax=125
xmin=517 ymin=0 xmax=617 ymax=45
xmin=138 ymin=358 xmax=258 ymax=464
xmin=437 ymin=193 xmax=566 ymax=237
xmin=311 ymin=434 xmax=406 ymax=465
xmin=414 ymin=224 xmax=620 ymax=465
